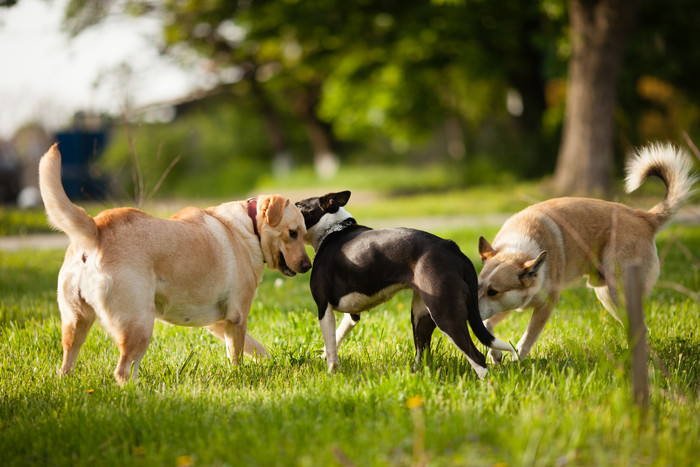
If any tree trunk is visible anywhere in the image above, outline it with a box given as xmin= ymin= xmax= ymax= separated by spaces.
xmin=293 ymin=85 xmax=339 ymax=179
xmin=553 ymin=0 xmax=639 ymax=195
xmin=305 ymin=115 xmax=339 ymax=179
xmin=247 ymin=74 xmax=294 ymax=176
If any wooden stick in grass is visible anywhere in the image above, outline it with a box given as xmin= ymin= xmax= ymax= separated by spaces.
xmin=624 ymin=261 xmax=649 ymax=411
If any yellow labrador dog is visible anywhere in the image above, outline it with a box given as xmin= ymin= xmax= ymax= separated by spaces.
xmin=39 ymin=144 xmax=311 ymax=384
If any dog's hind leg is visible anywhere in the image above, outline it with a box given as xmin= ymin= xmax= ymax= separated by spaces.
xmin=421 ymin=293 xmax=488 ymax=379
xmin=58 ymin=285 xmax=96 ymax=376
xmin=594 ymin=286 xmax=624 ymax=325
xmin=207 ymin=323 xmax=271 ymax=361
xmin=335 ymin=313 xmax=360 ymax=350
xmin=483 ymin=310 xmax=512 ymax=364
xmin=242 ymin=333 xmax=271 ymax=360
xmin=410 ymin=293 xmax=436 ymax=371
xmin=100 ymin=284 xmax=155 ymax=385
xmin=113 ymin=322 xmax=153 ymax=385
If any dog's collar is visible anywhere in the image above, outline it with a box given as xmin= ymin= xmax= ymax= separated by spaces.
xmin=314 ymin=217 xmax=356 ymax=251
xmin=247 ymin=198 xmax=261 ymax=240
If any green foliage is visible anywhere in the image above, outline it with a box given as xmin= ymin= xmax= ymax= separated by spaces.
xmin=1 ymin=221 xmax=698 ymax=465
xmin=100 ymin=99 xmax=274 ymax=200
xmin=60 ymin=0 xmax=700 ymax=188
xmin=0 ymin=208 xmax=50 ymax=236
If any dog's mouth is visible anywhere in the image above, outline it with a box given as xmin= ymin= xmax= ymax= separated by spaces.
xmin=278 ymin=252 xmax=296 ymax=277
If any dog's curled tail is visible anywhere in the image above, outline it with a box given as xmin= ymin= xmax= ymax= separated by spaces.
xmin=625 ymin=142 xmax=698 ymax=228
xmin=39 ymin=143 xmax=99 ymax=248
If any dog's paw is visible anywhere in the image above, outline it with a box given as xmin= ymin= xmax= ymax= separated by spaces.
xmin=326 ymin=359 xmax=339 ymax=374
xmin=516 ymin=345 xmax=531 ymax=361
xmin=488 ymin=349 xmax=503 ymax=365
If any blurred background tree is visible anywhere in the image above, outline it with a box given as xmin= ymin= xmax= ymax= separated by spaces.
xmin=553 ymin=0 xmax=639 ymax=195
xmin=51 ymin=0 xmax=700 ymax=197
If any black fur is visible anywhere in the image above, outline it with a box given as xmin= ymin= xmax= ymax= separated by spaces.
xmin=297 ymin=191 xmax=497 ymax=372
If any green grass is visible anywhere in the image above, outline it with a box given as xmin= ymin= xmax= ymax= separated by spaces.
xmin=1 ymin=220 xmax=698 ymax=466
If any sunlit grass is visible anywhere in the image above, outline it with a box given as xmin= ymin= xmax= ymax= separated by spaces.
xmin=1 ymin=223 xmax=698 ymax=466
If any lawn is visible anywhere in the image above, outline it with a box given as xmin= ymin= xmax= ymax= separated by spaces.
xmin=0 ymin=192 xmax=698 ymax=466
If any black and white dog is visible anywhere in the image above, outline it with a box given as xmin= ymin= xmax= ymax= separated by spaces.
xmin=295 ymin=191 xmax=517 ymax=378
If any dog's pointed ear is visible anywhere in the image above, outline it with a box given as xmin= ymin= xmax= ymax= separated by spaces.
xmin=478 ymin=236 xmax=496 ymax=263
xmin=520 ymin=251 xmax=546 ymax=281
xmin=260 ymin=195 xmax=289 ymax=227
xmin=319 ymin=191 xmax=351 ymax=213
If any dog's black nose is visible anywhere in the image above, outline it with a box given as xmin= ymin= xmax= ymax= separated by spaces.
xmin=300 ymin=258 xmax=312 ymax=273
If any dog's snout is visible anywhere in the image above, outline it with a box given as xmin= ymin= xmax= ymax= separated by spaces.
xmin=299 ymin=257 xmax=312 ymax=273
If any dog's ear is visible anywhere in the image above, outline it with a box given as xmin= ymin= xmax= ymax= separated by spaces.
xmin=319 ymin=191 xmax=351 ymax=213
xmin=260 ymin=195 xmax=290 ymax=227
xmin=478 ymin=236 xmax=496 ymax=263
xmin=520 ymin=251 xmax=546 ymax=283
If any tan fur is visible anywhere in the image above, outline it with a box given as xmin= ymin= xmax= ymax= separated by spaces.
xmin=39 ymin=144 xmax=311 ymax=384
xmin=478 ymin=143 xmax=697 ymax=363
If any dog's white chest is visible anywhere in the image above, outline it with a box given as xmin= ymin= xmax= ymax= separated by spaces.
xmin=335 ymin=284 xmax=406 ymax=313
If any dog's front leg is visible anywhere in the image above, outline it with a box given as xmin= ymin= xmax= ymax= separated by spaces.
xmin=224 ymin=319 xmax=247 ymax=365
xmin=483 ymin=310 xmax=512 ymax=364
xmin=322 ymin=313 xmax=359 ymax=358
xmin=516 ymin=303 xmax=555 ymax=360
xmin=319 ymin=304 xmax=339 ymax=372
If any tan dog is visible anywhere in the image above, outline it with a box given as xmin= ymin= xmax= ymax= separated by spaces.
xmin=478 ymin=143 xmax=697 ymax=363
xmin=39 ymin=144 xmax=311 ymax=384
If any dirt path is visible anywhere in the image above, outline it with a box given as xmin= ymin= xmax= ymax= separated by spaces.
xmin=0 ymin=213 xmax=513 ymax=251
xmin=2 ymin=207 xmax=697 ymax=251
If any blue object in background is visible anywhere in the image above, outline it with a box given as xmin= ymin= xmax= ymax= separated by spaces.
xmin=55 ymin=131 xmax=108 ymax=200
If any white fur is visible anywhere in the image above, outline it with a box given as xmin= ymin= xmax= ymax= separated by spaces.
xmin=625 ymin=143 xmax=697 ymax=196
xmin=319 ymin=304 xmax=339 ymax=372
xmin=493 ymin=231 xmax=541 ymax=258
xmin=308 ymin=207 xmax=354 ymax=251
xmin=335 ymin=284 xmax=407 ymax=313
xmin=441 ymin=330 xmax=488 ymax=379
xmin=321 ymin=313 xmax=360 ymax=359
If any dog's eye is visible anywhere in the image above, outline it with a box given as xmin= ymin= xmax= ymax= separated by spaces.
xmin=487 ymin=288 xmax=499 ymax=297
xmin=289 ymin=230 xmax=298 ymax=239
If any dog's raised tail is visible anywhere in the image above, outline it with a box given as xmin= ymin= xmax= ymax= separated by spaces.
xmin=39 ymin=143 xmax=99 ymax=248
xmin=625 ymin=142 xmax=698 ymax=228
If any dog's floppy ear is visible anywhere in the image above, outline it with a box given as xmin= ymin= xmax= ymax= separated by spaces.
xmin=520 ymin=251 xmax=546 ymax=282
xmin=319 ymin=191 xmax=351 ymax=213
xmin=478 ymin=236 xmax=496 ymax=263
xmin=260 ymin=195 xmax=290 ymax=227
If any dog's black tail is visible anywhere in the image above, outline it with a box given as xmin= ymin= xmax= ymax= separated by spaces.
xmin=462 ymin=252 xmax=518 ymax=359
